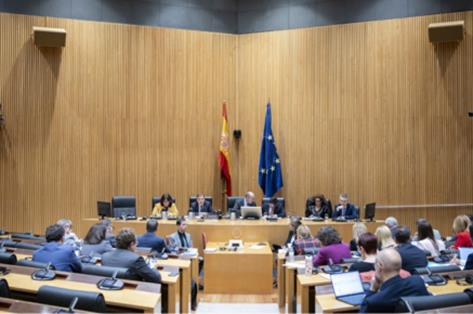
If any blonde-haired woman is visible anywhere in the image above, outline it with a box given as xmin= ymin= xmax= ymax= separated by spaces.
xmin=451 ymin=215 xmax=472 ymax=249
xmin=350 ymin=222 xmax=368 ymax=251
xmin=375 ymin=225 xmax=396 ymax=250
xmin=293 ymin=225 xmax=320 ymax=255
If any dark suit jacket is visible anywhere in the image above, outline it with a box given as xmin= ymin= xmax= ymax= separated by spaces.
xmin=332 ymin=203 xmax=359 ymax=220
xmin=102 ymin=249 xmax=161 ymax=283
xmin=360 ymin=275 xmax=430 ymax=313
xmin=285 ymin=230 xmax=296 ymax=246
xmin=32 ymin=242 xmax=82 ymax=272
xmin=189 ymin=201 xmax=213 ymax=214
xmin=262 ymin=202 xmax=286 ymax=218
xmin=137 ymin=232 xmax=167 ymax=253
xmin=396 ymin=243 xmax=428 ymax=274
xmin=231 ymin=199 xmax=256 ymax=217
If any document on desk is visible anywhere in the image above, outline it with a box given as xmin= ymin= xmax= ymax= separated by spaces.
xmin=284 ymin=261 xmax=305 ymax=268
xmin=249 ymin=244 xmax=266 ymax=250
xmin=181 ymin=248 xmax=198 ymax=258
xmin=319 ymin=273 xmax=331 ymax=280
xmin=204 ymin=248 xmax=218 ymax=253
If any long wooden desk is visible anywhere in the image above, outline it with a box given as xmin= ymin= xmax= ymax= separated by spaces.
xmin=298 ymin=273 xmax=332 ymax=313
xmin=12 ymin=250 xmax=185 ymax=313
xmin=0 ymin=297 xmax=88 ymax=313
xmin=154 ymin=258 xmax=191 ymax=313
xmin=81 ymin=218 xmax=383 ymax=254
xmin=0 ymin=263 xmax=161 ymax=312
xmin=204 ymin=241 xmax=273 ymax=294
xmin=282 ymin=256 xmax=306 ymax=313
xmin=315 ymin=279 xmax=473 ymax=313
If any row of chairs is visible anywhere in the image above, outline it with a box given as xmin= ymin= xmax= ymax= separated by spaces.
xmin=109 ymin=195 xmax=287 ymax=217
xmin=398 ymin=289 xmax=473 ymax=313
xmin=0 ymin=276 xmax=107 ymax=312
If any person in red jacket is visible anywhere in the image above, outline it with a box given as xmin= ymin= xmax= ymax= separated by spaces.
xmin=451 ymin=215 xmax=473 ymax=249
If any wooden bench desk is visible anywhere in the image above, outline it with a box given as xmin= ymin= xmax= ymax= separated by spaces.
xmin=0 ymin=263 xmax=161 ymax=313
xmin=0 ymin=297 xmax=88 ymax=313
xmin=204 ymin=241 xmax=273 ymax=294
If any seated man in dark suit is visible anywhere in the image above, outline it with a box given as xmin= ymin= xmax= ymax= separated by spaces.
xmin=231 ymin=191 xmax=257 ymax=217
xmin=32 ymin=224 xmax=82 ymax=272
xmin=332 ymin=193 xmax=359 ymax=220
xmin=262 ymin=196 xmax=286 ymax=218
xmin=102 ymin=228 xmax=161 ymax=283
xmin=394 ymin=226 xmax=428 ymax=274
xmin=189 ymin=194 xmax=213 ymax=215
xmin=137 ymin=219 xmax=166 ymax=253
xmin=360 ymin=248 xmax=430 ymax=313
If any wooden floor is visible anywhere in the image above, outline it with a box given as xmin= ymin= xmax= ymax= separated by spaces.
xmin=199 ymin=289 xmax=278 ymax=303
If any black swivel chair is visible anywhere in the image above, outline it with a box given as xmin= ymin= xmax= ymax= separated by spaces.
xmin=11 ymin=233 xmax=45 ymax=242
xmin=226 ymin=196 xmax=244 ymax=211
xmin=0 ymin=253 xmax=17 ymax=265
xmin=14 ymin=242 xmax=42 ymax=250
xmin=305 ymin=197 xmax=333 ymax=217
xmin=261 ymin=197 xmax=285 ymax=211
xmin=396 ymin=293 xmax=472 ymax=313
xmin=0 ymin=240 xmax=20 ymax=248
xmin=0 ymin=279 xmax=11 ymax=298
xmin=188 ymin=196 xmax=213 ymax=208
xmin=17 ymin=259 xmax=55 ymax=270
xmin=37 ymin=285 xmax=107 ymax=312
xmin=80 ymin=264 xmax=130 ymax=279
xmin=111 ymin=195 xmax=136 ymax=218
xmin=151 ymin=195 xmax=177 ymax=209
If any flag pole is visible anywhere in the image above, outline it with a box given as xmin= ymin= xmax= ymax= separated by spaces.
xmin=222 ymin=177 xmax=227 ymax=213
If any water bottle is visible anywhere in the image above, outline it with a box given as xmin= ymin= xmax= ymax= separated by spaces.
xmin=288 ymin=244 xmax=295 ymax=262
xmin=305 ymin=255 xmax=313 ymax=275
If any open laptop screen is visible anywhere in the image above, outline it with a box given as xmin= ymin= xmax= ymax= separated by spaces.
xmin=459 ymin=247 xmax=473 ymax=265
xmin=331 ymin=271 xmax=364 ymax=297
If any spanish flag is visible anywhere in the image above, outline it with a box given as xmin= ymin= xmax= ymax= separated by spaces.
xmin=218 ymin=102 xmax=232 ymax=196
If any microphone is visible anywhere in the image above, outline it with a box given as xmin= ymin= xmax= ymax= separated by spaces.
xmin=67 ymin=297 xmax=78 ymax=313
xmin=111 ymin=270 xmax=119 ymax=281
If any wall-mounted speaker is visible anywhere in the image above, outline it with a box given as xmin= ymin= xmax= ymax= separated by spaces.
xmin=428 ymin=21 xmax=464 ymax=44
xmin=233 ymin=130 xmax=242 ymax=139
xmin=33 ymin=26 xmax=67 ymax=48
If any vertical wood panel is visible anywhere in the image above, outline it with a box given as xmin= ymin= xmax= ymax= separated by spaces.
xmin=236 ymin=11 xmax=473 ymax=235
xmin=0 ymin=13 xmax=236 ymax=234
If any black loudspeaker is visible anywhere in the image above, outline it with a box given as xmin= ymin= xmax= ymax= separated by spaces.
xmin=233 ymin=130 xmax=242 ymax=139
xmin=428 ymin=21 xmax=464 ymax=43
xmin=468 ymin=112 xmax=473 ymax=118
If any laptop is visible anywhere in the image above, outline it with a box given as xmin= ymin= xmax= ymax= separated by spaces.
xmin=241 ymin=206 xmax=262 ymax=219
xmin=459 ymin=247 xmax=473 ymax=266
xmin=464 ymin=253 xmax=473 ymax=270
xmin=331 ymin=271 xmax=366 ymax=305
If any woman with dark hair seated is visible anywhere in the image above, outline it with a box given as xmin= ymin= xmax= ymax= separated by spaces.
xmin=312 ymin=226 xmax=351 ymax=266
xmin=349 ymin=232 xmax=377 ymax=272
xmin=81 ymin=224 xmax=114 ymax=257
xmin=305 ymin=194 xmax=330 ymax=218
xmin=413 ymin=221 xmax=445 ymax=257
xmin=152 ymin=193 xmax=179 ymax=216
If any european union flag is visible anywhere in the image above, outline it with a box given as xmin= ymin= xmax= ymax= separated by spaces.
xmin=258 ymin=103 xmax=283 ymax=197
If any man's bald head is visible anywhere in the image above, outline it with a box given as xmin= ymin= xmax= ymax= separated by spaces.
xmin=377 ymin=248 xmax=402 ymax=273
xmin=245 ymin=191 xmax=255 ymax=204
